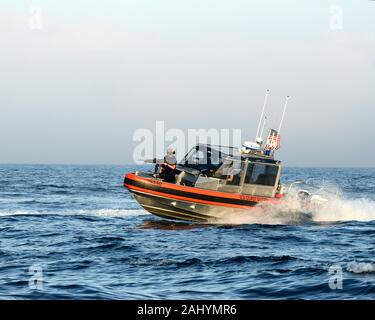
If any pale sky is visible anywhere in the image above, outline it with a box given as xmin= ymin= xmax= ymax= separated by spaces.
xmin=1 ymin=1 xmax=375 ymax=166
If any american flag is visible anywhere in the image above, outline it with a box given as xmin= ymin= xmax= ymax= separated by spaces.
xmin=264 ymin=129 xmax=281 ymax=150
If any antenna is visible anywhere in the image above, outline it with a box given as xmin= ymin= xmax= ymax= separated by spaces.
xmin=278 ymin=96 xmax=290 ymax=134
xmin=255 ymin=90 xmax=270 ymax=139
xmin=259 ymin=116 xmax=267 ymax=138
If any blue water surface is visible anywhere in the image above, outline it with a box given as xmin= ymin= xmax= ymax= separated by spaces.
xmin=0 ymin=165 xmax=374 ymax=299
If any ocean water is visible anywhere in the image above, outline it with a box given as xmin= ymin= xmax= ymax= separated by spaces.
xmin=0 ymin=164 xmax=374 ymax=299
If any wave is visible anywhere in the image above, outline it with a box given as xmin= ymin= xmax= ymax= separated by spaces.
xmin=0 ymin=208 xmax=149 ymax=217
xmin=219 ymin=255 xmax=299 ymax=265
xmin=0 ymin=210 xmax=37 ymax=217
xmin=126 ymin=257 xmax=204 ymax=267
xmin=122 ymin=255 xmax=299 ymax=269
xmin=347 ymin=261 xmax=375 ymax=274
xmin=91 ymin=209 xmax=148 ymax=217
xmin=36 ymin=184 xmax=70 ymax=189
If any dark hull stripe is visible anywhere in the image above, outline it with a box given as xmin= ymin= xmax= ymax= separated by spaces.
xmin=125 ymin=173 xmax=279 ymax=203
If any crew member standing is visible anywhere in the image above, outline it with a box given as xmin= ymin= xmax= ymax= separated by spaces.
xmin=160 ymin=146 xmax=177 ymax=183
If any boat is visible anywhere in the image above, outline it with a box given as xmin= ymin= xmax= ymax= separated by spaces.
xmin=124 ymin=143 xmax=285 ymax=222
xmin=124 ymin=92 xmax=328 ymax=222
xmin=125 ymin=91 xmax=292 ymax=222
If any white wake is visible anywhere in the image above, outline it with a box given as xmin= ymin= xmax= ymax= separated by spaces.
xmin=216 ymin=192 xmax=375 ymax=225
xmin=0 ymin=208 xmax=149 ymax=217
xmin=347 ymin=261 xmax=375 ymax=274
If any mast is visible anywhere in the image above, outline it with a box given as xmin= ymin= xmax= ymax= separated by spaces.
xmin=259 ymin=116 xmax=267 ymax=138
xmin=255 ymin=90 xmax=270 ymax=139
xmin=278 ymin=96 xmax=290 ymax=134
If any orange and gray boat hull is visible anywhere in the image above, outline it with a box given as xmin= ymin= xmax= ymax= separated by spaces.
xmin=124 ymin=172 xmax=280 ymax=222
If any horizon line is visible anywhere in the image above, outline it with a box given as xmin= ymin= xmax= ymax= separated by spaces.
xmin=1 ymin=162 xmax=375 ymax=169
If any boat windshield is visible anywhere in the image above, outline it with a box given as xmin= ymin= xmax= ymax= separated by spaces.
xmin=212 ymin=157 xmax=243 ymax=181
xmin=179 ymin=144 xmax=237 ymax=173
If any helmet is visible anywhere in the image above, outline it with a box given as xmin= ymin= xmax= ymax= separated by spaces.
xmin=166 ymin=146 xmax=176 ymax=155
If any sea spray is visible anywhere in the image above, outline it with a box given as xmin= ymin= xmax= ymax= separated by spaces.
xmin=214 ymin=196 xmax=311 ymax=225
xmin=313 ymin=197 xmax=375 ymax=222
xmin=215 ymin=190 xmax=375 ymax=225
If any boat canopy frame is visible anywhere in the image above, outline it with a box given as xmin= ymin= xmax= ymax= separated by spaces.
xmin=177 ymin=144 xmax=282 ymax=195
